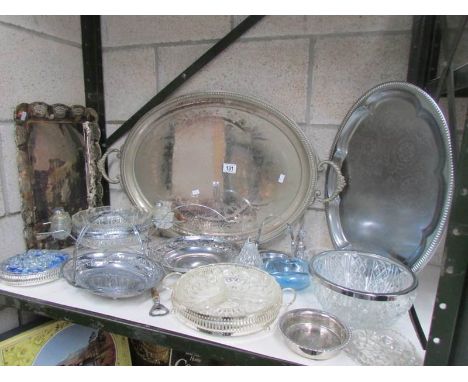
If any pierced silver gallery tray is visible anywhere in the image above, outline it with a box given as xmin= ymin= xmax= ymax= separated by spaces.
xmin=0 ymin=249 xmax=69 ymax=286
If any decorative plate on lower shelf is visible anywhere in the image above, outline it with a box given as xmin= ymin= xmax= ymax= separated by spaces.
xmin=0 ymin=249 xmax=69 ymax=286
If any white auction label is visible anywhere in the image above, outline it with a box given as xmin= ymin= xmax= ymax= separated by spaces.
xmin=278 ymin=174 xmax=286 ymax=183
xmin=223 ymin=163 xmax=237 ymax=174
xmin=191 ymin=189 xmax=200 ymax=196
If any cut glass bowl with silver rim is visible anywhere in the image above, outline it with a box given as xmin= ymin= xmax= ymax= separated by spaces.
xmin=0 ymin=249 xmax=69 ymax=286
xmin=71 ymin=206 xmax=153 ymax=249
xmin=309 ymin=250 xmax=418 ymax=329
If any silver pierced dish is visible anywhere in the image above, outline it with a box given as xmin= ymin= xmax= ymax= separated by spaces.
xmin=0 ymin=249 xmax=69 ymax=286
xmin=148 ymin=236 xmax=240 ymax=273
xmin=61 ymin=251 xmax=164 ymax=299
xmin=171 ymin=263 xmax=285 ymax=336
xmin=71 ymin=206 xmax=153 ymax=249
xmin=279 ymin=308 xmax=350 ymax=360
xmin=309 ymin=250 xmax=418 ymax=329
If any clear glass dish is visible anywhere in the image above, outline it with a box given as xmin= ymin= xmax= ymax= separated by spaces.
xmin=171 ymin=263 xmax=285 ymax=336
xmin=61 ymin=250 xmax=164 ymax=299
xmin=309 ymin=250 xmax=418 ymax=329
xmin=345 ymin=329 xmax=421 ymax=366
xmin=71 ymin=206 xmax=153 ymax=249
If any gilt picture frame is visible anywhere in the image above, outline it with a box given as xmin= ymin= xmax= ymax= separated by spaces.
xmin=14 ymin=102 xmax=103 ymax=249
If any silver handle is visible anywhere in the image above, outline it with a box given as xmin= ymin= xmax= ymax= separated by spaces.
xmin=315 ymin=160 xmax=346 ymax=204
xmin=97 ymin=148 xmax=121 ymax=184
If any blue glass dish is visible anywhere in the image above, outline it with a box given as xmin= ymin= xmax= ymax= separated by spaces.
xmin=2 ymin=250 xmax=68 ymax=275
xmin=264 ymin=258 xmax=310 ymax=290
xmin=0 ymin=249 xmax=69 ymax=286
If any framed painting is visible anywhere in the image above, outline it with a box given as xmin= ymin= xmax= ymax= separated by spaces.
xmin=14 ymin=102 xmax=103 ymax=249
xmin=0 ymin=320 xmax=131 ymax=366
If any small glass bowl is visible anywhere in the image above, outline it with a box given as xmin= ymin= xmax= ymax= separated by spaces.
xmin=264 ymin=257 xmax=310 ymax=290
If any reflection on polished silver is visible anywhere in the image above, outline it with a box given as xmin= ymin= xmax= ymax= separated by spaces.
xmin=310 ymin=250 xmax=418 ymax=329
xmin=99 ymin=92 xmax=345 ymax=244
xmin=279 ymin=308 xmax=350 ymax=360
xmin=345 ymin=329 xmax=421 ymax=366
xmin=326 ymin=82 xmax=454 ymax=272
xmin=171 ymin=263 xmax=286 ymax=336
xmin=148 ymin=236 xmax=240 ymax=273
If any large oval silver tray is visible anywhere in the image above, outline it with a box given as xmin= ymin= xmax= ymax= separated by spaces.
xmin=61 ymin=251 xmax=164 ymax=299
xmin=171 ymin=263 xmax=283 ymax=336
xmin=103 ymin=92 xmax=320 ymax=244
xmin=148 ymin=236 xmax=240 ymax=273
xmin=326 ymin=82 xmax=454 ymax=272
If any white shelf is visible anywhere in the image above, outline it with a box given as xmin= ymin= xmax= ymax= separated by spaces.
xmin=0 ymin=262 xmax=441 ymax=365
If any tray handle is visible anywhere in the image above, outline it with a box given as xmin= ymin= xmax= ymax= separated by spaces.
xmin=97 ymin=148 xmax=121 ymax=184
xmin=314 ymin=160 xmax=346 ymax=204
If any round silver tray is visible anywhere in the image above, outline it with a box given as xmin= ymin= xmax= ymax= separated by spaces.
xmin=0 ymin=249 xmax=69 ymax=286
xmin=61 ymin=250 xmax=164 ymax=299
xmin=326 ymin=82 xmax=454 ymax=272
xmin=100 ymin=92 xmax=342 ymax=244
xmin=171 ymin=263 xmax=284 ymax=336
xmin=148 ymin=236 xmax=240 ymax=273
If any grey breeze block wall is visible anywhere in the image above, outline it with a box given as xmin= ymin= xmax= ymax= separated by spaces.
xmin=0 ymin=15 xmax=85 ymax=334
xmin=103 ymin=15 xmax=468 ymax=257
